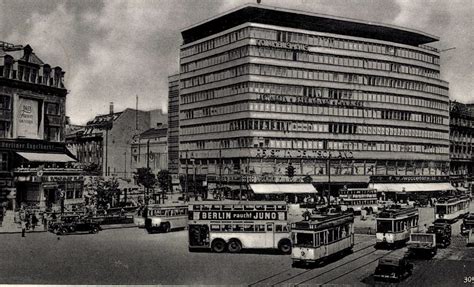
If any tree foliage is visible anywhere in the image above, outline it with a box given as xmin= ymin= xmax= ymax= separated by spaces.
xmin=303 ymin=175 xmax=313 ymax=183
xmin=157 ymin=170 xmax=172 ymax=194
xmin=88 ymin=177 xmax=120 ymax=208
xmin=134 ymin=167 xmax=157 ymax=189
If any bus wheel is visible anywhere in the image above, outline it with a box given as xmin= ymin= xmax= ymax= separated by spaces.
xmin=278 ymin=239 xmax=292 ymax=254
xmin=162 ymin=223 xmax=171 ymax=233
xmin=228 ymin=239 xmax=242 ymax=253
xmin=211 ymin=239 xmax=227 ymax=253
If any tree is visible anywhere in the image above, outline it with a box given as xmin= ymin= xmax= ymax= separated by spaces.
xmin=134 ymin=168 xmax=157 ymax=204
xmin=88 ymin=177 xmax=120 ymax=209
xmin=83 ymin=162 xmax=101 ymax=176
xmin=157 ymin=170 xmax=172 ymax=204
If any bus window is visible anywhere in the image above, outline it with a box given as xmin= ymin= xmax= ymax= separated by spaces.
xmin=256 ymin=224 xmax=265 ymax=232
xmin=276 ymin=205 xmax=286 ymax=211
xmin=193 ymin=205 xmax=201 ymax=211
xmin=210 ymin=224 xmax=220 ymax=231
xmin=266 ymin=205 xmax=275 ymax=211
xmin=233 ymin=205 xmax=243 ymax=210
xmin=233 ymin=224 xmax=243 ymax=231
xmin=244 ymin=205 xmax=254 ymax=210
xmin=377 ymin=220 xmax=392 ymax=233
xmin=267 ymin=224 xmax=273 ymax=231
xmin=276 ymin=225 xmax=283 ymax=232
xmin=223 ymin=224 xmax=232 ymax=231
xmin=255 ymin=205 xmax=264 ymax=211
xmin=244 ymin=224 xmax=254 ymax=232
xmin=212 ymin=205 xmax=221 ymax=210
xmin=222 ymin=205 xmax=232 ymax=211
xmin=296 ymin=232 xmax=314 ymax=247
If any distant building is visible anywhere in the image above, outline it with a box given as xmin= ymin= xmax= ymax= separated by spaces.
xmin=131 ymin=125 xmax=168 ymax=175
xmin=179 ymin=4 xmax=451 ymax=199
xmin=0 ymin=41 xmax=82 ymax=210
xmin=449 ymin=101 xmax=473 ymax=193
xmin=66 ymin=105 xmax=167 ymax=178
xmin=168 ymin=74 xmax=180 ymax=190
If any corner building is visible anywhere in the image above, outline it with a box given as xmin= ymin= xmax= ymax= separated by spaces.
xmin=178 ymin=5 xmax=451 ymax=197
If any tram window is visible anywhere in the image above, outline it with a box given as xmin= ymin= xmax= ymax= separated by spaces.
xmin=244 ymin=224 xmax=254 ymax=232
xmin=377 ymin=220 xmax=392 ymax=232
xmin=328 ymin=229 xmax=334 ymax=243
xmin=436 ymin=206 xmax=446 ymax=214
xmin=320 ymin=232 xmax=325 ymax=244
xmin=256 ymin=225 xmax=265 ymax=232
xmin=210 ymin=224 xmax=220 ymax=231
xmin=296 ymin=233 xmax=314 ymax=247
xmin=267 ymin=224 xmax=273 ymax=231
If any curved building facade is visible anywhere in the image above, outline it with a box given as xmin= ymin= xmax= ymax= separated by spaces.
xmin=178 ymin=4 xmax=450 ymax=196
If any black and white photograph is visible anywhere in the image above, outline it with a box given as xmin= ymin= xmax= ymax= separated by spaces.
xmin=0 ymin=0 xmax=473 ymax=285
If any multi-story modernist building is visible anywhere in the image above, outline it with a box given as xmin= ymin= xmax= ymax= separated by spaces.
xmin=449 ymin=101 xmax=473 ymax=193
xmin=178 ymin=4 xmax=451 ymax=197
xmin=0 ymin=41 xmax=82 ymax=211
xmin=131 ymin=124 xmax=168 ymax=174
xmin=66 ymin=106 xmax=167 ymax=178
xmin=168 ymin=74 xmax=181 ymax=191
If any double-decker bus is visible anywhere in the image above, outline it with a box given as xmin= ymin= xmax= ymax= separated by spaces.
xmin=187 ymin=201 xmax=291 ymax=253
xmin=375 ymin=205 xmax=419 ymax=249
xmin=338 ymin=188 xmax=378 ymax=214
xmin=134 ymin=203 xmax=188 ymax=233
xmin=291 ymin=212 xmax=354 ymax=267
xmin=435 ymin=195 xmax=470 ymax=222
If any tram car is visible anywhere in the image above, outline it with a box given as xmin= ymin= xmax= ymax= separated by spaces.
xmin=291 ymin=211 xmax=354 ymax=267
xmin=375 ymin=205 xmax=418 ymax=249
xmin=435 ymin=195 xmax=470 ymax=223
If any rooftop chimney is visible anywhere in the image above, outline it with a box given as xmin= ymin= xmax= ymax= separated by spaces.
xmin=109 ymin=102 xmax=114 ymax=115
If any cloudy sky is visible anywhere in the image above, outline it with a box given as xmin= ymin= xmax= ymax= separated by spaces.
xmin=1 ymin=0 xmax=473 ymax=124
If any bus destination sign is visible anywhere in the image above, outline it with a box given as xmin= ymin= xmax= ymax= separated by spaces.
xmin=194 ymin=211 xmax=286 ymax=221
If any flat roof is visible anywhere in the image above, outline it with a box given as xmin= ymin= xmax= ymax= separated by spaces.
xmin=181 ymin=4 xmax=439 ymax=47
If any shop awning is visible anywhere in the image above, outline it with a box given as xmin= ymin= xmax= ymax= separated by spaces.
xmin=369 ymin=182 xmax=455 ymax=193
xmin=250 ymin=184 xmax=318 ymax=194
xmin=16 ymin=152 xmax=76 ymax=163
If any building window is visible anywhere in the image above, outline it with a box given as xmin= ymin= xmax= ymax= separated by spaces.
xmin=0 ymin=95 xmax=10 ymax=109
xmin=0 ymin=153 xmax=7 ymax=171
xmin=46 ymin=126 xmax=60 ymax=142
xmin=0 ymin=121 xmax=10 ymax=138
xmin=46 ymin=102 xmax=60 ymax=115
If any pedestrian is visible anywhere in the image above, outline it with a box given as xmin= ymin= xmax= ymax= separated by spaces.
xmin=19 ymin=208 xmax=26 ymax=237
xmin=43 ymin=213 xmax=49 ymax=231
xmin=31 ymin=213 xmax=38 ymax=231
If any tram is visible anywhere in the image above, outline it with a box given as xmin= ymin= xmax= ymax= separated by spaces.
xmin=375 ymin=205 xmax=419 ymax=249
xmin=435 ymin=195 xmax=470 ymax=222
xmin=339 ymin=188 xmax=378 ymax=214
xmin=291 ymin=211 xmax=354 ymax=266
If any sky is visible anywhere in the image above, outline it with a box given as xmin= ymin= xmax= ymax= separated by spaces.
xmin=1 ymin=0 xmax=473 ymax=124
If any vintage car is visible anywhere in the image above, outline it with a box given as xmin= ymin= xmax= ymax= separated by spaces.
xmin=49 ymin=215 xmax=101 ymax=235
xmin=374 ymin=255 xmax=413 ymax=282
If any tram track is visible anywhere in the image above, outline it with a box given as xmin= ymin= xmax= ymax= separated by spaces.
xmin=248 ymin=240 xmax=376 ymax=286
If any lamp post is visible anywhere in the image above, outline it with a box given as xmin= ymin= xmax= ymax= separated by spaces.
xmin=327 ymin=154 xmax=331 ymax=207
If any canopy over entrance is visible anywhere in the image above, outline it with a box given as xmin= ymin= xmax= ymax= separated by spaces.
xmin=16 ymin=152 xmax=76 ymax=163
xmin=250 ymin=184 xmax=318 ymax=194
xmin=369 ymin=182 xmax=455 ymax=193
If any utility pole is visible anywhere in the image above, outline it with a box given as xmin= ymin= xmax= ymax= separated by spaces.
xmin=185 ymin=150 xmax=189 ymax=201
xmin=105 ymin=129 xmax=108 ymax=176
xmin=327 ymin=154 xmax=331 ymax=207
xmin=146 ymin=139 xmax=150 ymax=204
xmin=124 ymin=151 xmax=127 ymax=178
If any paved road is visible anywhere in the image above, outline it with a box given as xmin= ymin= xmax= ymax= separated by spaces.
xmin=1 ymin=205 xmax=473 ymax=285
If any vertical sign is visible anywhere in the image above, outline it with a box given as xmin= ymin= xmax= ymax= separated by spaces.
xmin=17 ymin=98 xmax=39 ymax=139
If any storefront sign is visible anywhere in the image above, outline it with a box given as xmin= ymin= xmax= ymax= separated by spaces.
xmin=256 ymin=39 xmax=308 ymax=51
xmin=194 ymin=211 xmax=286 ymax=221
xmin=17 ymin=98 xmax=39 ymax=139
xmin=370 ymin=175 xmax=448 ymax=183
xmin=42 ymin=175 xmax=83 ymax=182
xmin=257 ymin=94 xmax=363 ymax=108
xmin=0 ymin=140 xmax=64 ymax=152
xmin=255 ymin=149 xmax=353 ymax=159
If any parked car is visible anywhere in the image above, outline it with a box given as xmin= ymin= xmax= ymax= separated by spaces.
xmin=374 ymin=255 xmax=413 ymax=282
xmin=49 ymin=215 xmax=101 ymax=235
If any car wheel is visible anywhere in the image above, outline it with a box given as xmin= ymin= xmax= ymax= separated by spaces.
xmin=227 ymin=239 xmax=242 ymax=253
xmin=211 ymin=239 xmax=226 ymax=253
xmin=278 ymin=239 xmax=292 ymax=254
xmin=163 ymin=223 xmax=171 ymax=233
xmin=58 ymin=228 xmax=66 ymax=235
xmin=91 ymin=227 xmax=99 ymax=234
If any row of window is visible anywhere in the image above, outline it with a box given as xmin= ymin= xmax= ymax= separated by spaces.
xmin=209 ymin=223 xmax=289 ymax=233
xmin=183 ymin=101 xmax=446 ymax=126
xmin=58 ymin=181 xmax=83 ymax=200
xmin=0 ymin=64 xmax=64 ymax=88
xmin=181 ymin=26 xmax=439 ymax=66
xmin=0 ymin=95 xmax=61 ymax=115
xmin=182 ymin=64 xmax=448 ymax=96
xmin=376 ymin=216 xmax=419 ymax=233
xmin=181 ymin=45 xmax=440 ymax=80
xmin=341 ymin=199 xmax=378 ymax=206
xmin=181 ymin=136 xmax=449 ymax=155
xmin=0 ymin=121 xmax=61 ymax=142
xmin=293 ymin=224 xmax=351 ymax=247
xmin=181 ymin=82 xmax=448 ymax=111
xmin=182 ymin=118 xmax=448 ymax=141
